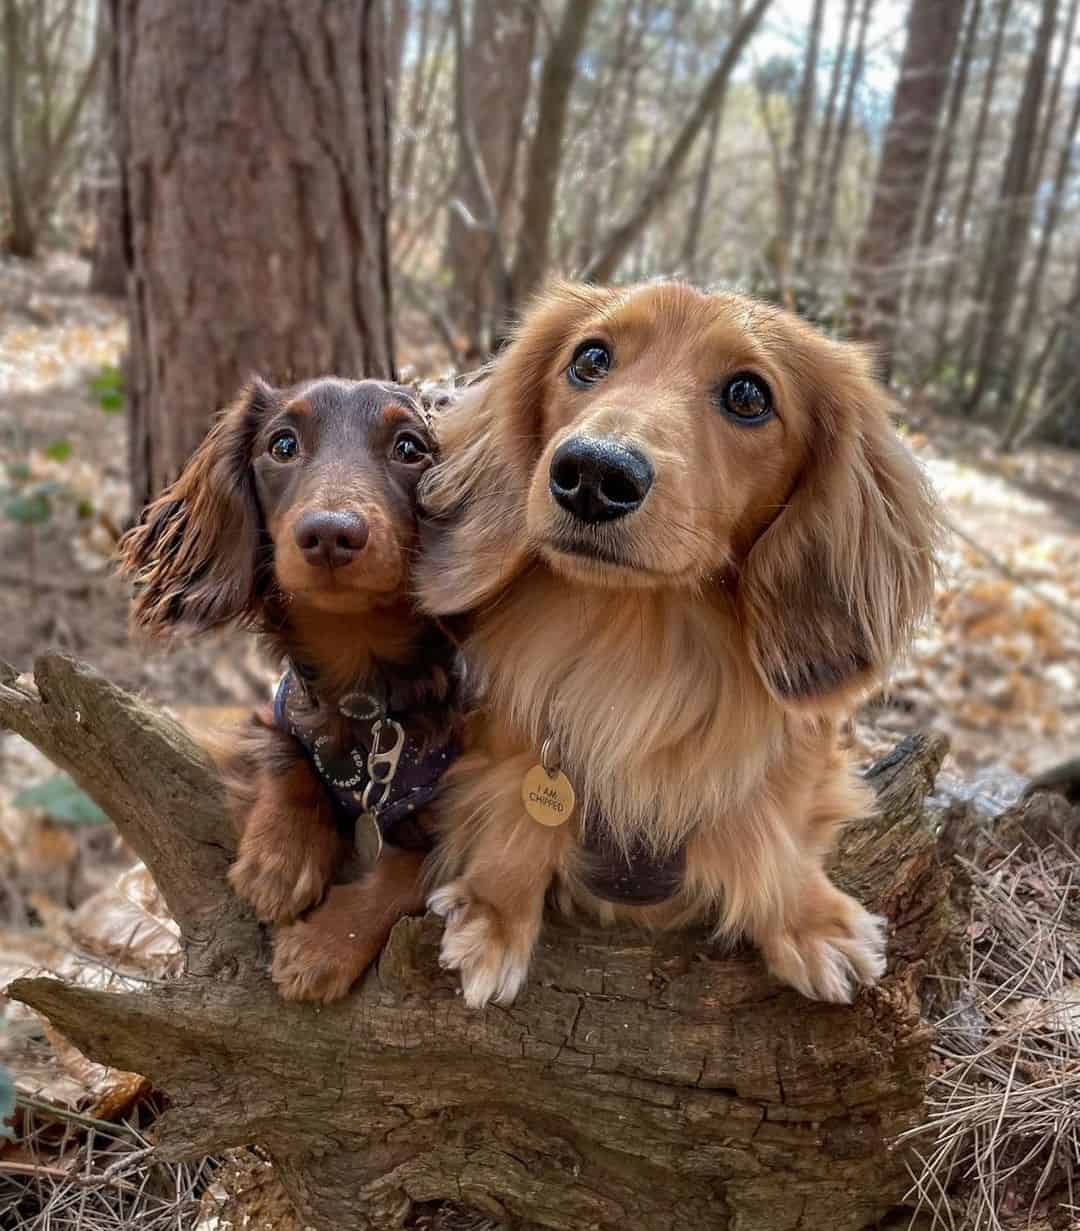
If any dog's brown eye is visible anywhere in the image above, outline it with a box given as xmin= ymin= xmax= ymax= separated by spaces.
xmin=269 ymin=430 xmax=299 ymax=461
xmin=719 ymin=374 xmax=773 ymax=424
xmin=568 ymin=340 xmax=612 ymax=388
xmin=392 ymin=432 xmax=431 ymax=465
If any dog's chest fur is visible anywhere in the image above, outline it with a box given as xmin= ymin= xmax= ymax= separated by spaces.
xmin=473 ymin=570 xmax=792 ymax=849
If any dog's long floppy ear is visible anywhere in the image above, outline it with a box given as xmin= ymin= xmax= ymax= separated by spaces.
xmin=738 ymin=338 xmax=939 ymax=709
xmin=118 ymin=378 xmax=276 ymax=636
xmin=417 ymin=281 xmax=617 ymax=616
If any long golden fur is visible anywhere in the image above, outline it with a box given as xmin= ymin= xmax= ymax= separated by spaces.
xmin=418 ymin=280 xmax=940 ymax=1007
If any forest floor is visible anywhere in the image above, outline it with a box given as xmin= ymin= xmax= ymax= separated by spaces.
xmin=2 ymin=254 xmax=1079 ymax=1228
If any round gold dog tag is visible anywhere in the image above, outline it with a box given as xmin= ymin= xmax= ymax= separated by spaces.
xmin=521 ymin=764 xmax=576 ymax=826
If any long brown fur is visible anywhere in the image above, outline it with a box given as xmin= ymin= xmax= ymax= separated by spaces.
xmin=418 ymin=280 xmax=940 ymax=1006
xmin=118 ymin=376 xmax=441 ymax=1002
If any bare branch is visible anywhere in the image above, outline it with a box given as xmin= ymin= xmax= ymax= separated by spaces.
xmin=0 ymin=653 xmax=257 ymax=971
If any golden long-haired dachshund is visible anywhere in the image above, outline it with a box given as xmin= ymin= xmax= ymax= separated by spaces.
xmin=418 ymin=280 xmax=939 ymax=1007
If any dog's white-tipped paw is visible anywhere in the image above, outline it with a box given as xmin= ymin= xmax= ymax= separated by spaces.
xmin=764 ymin=903 xmax=888 ymax=1004
xmin=428 ymin=880 xmax=532 ymax=1009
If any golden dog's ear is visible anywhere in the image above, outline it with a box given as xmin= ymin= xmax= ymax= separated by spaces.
xmin=739 ymin=340 xmax=939 ymax=708
xmin=417 ymin=281 xmax=617 ymax=615
xmin=117 ymin=379 xmax=274 ymax=635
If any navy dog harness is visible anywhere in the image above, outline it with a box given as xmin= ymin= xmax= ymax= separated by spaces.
xmin=273 ymin=652 xmax=461 ymax=854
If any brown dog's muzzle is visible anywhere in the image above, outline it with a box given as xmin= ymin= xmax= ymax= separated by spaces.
xmin=548 ymin=435 xmax=654 ymax=524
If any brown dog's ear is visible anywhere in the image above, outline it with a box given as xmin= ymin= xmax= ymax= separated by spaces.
xmin=117 ymin=379 xmax=275 ymax=636
xmin=738 ymin=341 xmax=939 ymax=708
xmin=417 ymin=281 xmax=617 ymax=615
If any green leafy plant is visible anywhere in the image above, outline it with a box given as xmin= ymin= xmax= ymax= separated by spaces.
xmin=13 ymin=773 xmax=110 ymax=827
xmin=90 ymin=364 xmax=125 ymax=413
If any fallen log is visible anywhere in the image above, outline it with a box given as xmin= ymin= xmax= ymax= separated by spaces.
xmin=2 ymin=653 xmax=956 ymax=1231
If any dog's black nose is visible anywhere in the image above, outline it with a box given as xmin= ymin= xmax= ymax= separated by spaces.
xmin=295 ymin=510 xmax=370 ymax=568
xmin=549 ymin=436 xmax=654 ymax=524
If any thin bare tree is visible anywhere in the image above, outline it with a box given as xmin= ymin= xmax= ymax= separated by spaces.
xmin=446 ymin=0 xmax=536 ymax=357
xmin=998 ymin=76 xmax=1080 ymax=442
xmin=898 ymin=0 xmax=982 ymax=352
xmin=776 ymin=0 xmax=826 ymax=303
xmin=931 ymin=0 xmax=1014 ymax=375
xmin=582 ymin=0 xmax=774 ymax=284
xmin=1 ymin=0 xmax=104 ymax=258
xmin=806 ymin=0 xmax=874 ymax=280
xmin=802 ymin=0 xmax=856 ymax=267
xmin=964 ymin=0 xmax=1060 ymax=416
xmin=849 ymin=0 xmax=966 ymax=377
xmin=509 ymin=0 xmax=600 ymax=311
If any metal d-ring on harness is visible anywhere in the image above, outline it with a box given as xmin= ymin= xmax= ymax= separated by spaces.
xmin=308 ymin=686 xmax=406 ymax=863
xmin=357 ymin=716 xmax=406 ymax=860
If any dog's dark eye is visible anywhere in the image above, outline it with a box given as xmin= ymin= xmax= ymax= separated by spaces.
xmin=269 ymin=430 xmax=299 ymax=461
xmin=568 ymin=340 xmax=612 ymax=388
xmin=718 ymin=374 xmax=773 ymax=424
xmin=392 ymin=432 xmax=431 ymax=465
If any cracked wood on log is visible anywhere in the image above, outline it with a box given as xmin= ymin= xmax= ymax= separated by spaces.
xmin=1 ymin=654 xmax=954 ymax=1231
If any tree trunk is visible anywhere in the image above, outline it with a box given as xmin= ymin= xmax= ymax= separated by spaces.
xmin=776 ymin=0 xmax=826 ymax=304
xmin=801 ymin=0 xmax=856 ymax=272
xmin=807 ymin=0 xmax=874 ymax=280
xmin=931 ymin=0 xmax=1013 ymax=378
xmin=1 ymin=653 xmax=957 ymax=1231
xmin=1 ymin=0 xmax=36 ymax=258
xmin=113 ymin=0 xmax=396 ymax=513
xmin=896 ymin=0 xmax=982 ymax=356
xmin=1026 ymin=0 xmax=1080 ymax=225
xmin=848 ymin=0 xmax=966 ymax=378
xmin=583 ymin=0 xmax=774 ymax=285
xmin=575 ymin=0 xmax=643 ymax=272
xmin=963 ymin=0 xmax=1059 ymax=416
xmin=997 ymin=76 xmax=1080 ymax=443
xmin=445 ymin=0 xmax=536 ymax=358
xmin=508 ymin=0 xmax=599 ymax=315
xmin=89 ymin=0 xmax=125 ymax=298
xmin=1035 ymin=251 xmax=1080 ymax=447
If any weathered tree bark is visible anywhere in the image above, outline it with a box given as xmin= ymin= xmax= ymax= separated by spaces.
xmin=849 ymin=0 xmax=966 ymax=378
xmin=112 ymin=0 xmax=396 ymax=512
xmin=1 ymin=653 xmax=958 ymax=1231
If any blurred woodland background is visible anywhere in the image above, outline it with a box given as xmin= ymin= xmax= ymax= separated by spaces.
xmin=2 ymin=2 xmax=1080 ymax=1227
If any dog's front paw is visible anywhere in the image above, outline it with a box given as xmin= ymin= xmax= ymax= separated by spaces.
xmin=228 ymin=823 xmax=340 ymax=925
xmin=428 ymin=881 xmax=532 ymax=1008
xmin=272 ymin=920 xmax=366 ymax=1005
xmin=762 ymin=895 xmax=887 ymax=1004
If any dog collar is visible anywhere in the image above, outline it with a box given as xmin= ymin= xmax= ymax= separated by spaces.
xmin=273 ymin=645 xmax=462 ymax=854
xmin=530 ymin=736 xmax=687 ymax=906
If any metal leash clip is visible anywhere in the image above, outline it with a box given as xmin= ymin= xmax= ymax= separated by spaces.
xmin=355 ymin=718 xmax=406 ymax=863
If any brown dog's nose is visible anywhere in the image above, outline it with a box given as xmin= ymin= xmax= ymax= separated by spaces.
xmin=294 ymin=510 xmax=369 ymax=569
